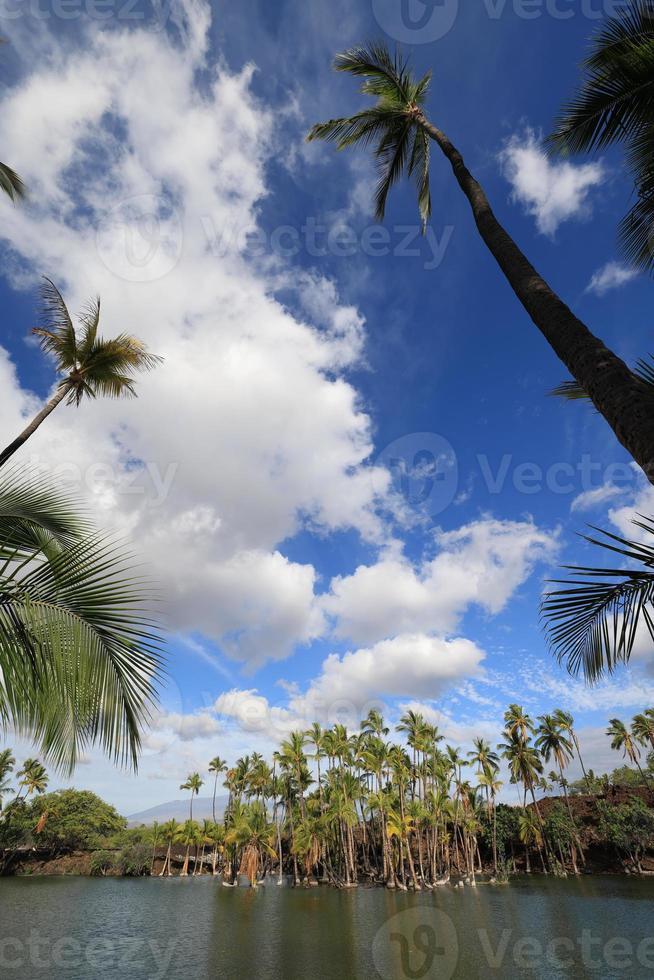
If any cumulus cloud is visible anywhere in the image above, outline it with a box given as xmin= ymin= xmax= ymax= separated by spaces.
xmin=0 ymin=4 xmax=391 ymax=666
xmin=586 ymin=261 xmax=638 ymax=296
xmin=499 ymin=128 xmax=604 ymax=236
xmin=322 ymin=518 xmax=559 ymax=646
xmin=570 ymin=483 xmax=624 ymax=513
xmin=300 ymin=634 xmax=484 ymax=712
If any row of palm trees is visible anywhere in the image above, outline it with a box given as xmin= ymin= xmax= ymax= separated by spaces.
xmin=162 ymin=706 xmax=653 ymax=887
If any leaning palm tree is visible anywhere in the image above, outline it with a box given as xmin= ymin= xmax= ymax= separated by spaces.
xmin=548 ymin=1 xmax=654 ymax=274
xmin=0 ymin=469 xmax=164 ymax=772
xmin=16 ymin=758 xmax=48 ymax=799
xmin=607 ymin=718 xmax=651 ymax=784
xmin=308 ymin=42 xmax=654 ymax=483
xmin=542 ymin=515 xmax=654 ymax=681
xmin=0 ymin=278 xmax=161 ymax=468
xmin=0 ymin=748 xmax=14 ymax=812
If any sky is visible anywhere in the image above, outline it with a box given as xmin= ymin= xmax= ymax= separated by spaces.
xmin=1 ymin=0 xmax=653 ymax=814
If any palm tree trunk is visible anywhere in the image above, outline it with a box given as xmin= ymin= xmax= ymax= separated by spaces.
xmin=419 ymin=115 xmax=654 ymax=483
xmin=0 ymin=386 xmax=68 ymax=468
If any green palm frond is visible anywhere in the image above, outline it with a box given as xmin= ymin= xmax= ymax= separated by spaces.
xmin=547 ymin=2 xmax=654 ymax=155
xmin=0 ymin=161 xmax=25 ymax=202
xmin=552 ymin=353 xmax=654 ymax=401
xmin=307 ymin=41 xmax=433 ymax=232
xmin=0 ymin=471 xmax=164 ymax=772
xmin=547 ymin=1 xmax=654 ymax=272
xmin=542 ymin=516 xmax=654 ymax=682
xmin=33 ymin=279 xmax=78 ymax=369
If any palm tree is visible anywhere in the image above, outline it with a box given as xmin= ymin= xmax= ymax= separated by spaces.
xmin=607 ymin=718 xmax=651 ymax=784
xmin=504 ymin=705 xmax=534 ymax=743
xmin=542 ymin=516 xmax=654 ymax=681
xmin=548 ymin=1 xmax=654 ymax=273
xmin=0 ymin=469 xmax=164 ymax=771
xmin=308 ymin=42 xmax=654 ymax=483
xmin=158 ymin=819 xmax=179 ymax=877
xmin=632 ymin=711 xmax=654 ymax=752
xmin=0 ymin=278 xmax=161 ymax=468
xmin=148 ymin=821 xmax=163 ymax=875
xmin=16 ymin=758 xmax=48 ymax=799
xmin=552 ymin=710 xmax=589 ymax=787
xmin=208 ymin=756 xmax=227 ymax=824
xmin=180 ymin=773 xmax=203 ymax=822
xmin=0 ymin=748 xmax=15 ymax=812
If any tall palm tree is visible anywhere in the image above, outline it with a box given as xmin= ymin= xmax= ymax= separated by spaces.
xmin=308 ymin=42 xmax=654 ymax=483
xmin=208 ymin=756 xmax=227 ymax=824
xmin=180 ymin=773 xmax=203 ymax=822
xmin=542 ymin=516 xmax=654 ymax=681
xmin=0 ymin=748 xmax=15 ymax=812
xmin=548 ymin=1 xmax=654 ymax=274
xmin=0 ymin=469 xmax=164 ymax=772
xmin=0 ymin=279 xmax=161 ymax=468
xmin=552 ymin=710 xmax=589 ymax=787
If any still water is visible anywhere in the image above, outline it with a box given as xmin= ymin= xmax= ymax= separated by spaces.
xmin=0 ymin=876 xmax=653 ymax=979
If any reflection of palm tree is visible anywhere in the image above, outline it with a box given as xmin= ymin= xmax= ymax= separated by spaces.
xmin=308 ymin=41 xmax=654 ymax=482
xmin=0 ymin=279 xmax=161 ymax=468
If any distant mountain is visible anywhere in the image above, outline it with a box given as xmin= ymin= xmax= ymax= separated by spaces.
xmin=127 ymin=795 xmax=228 ymax=826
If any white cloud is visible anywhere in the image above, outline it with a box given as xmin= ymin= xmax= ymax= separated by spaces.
xmin=499 ymin=128 xmax=604 ymax=236
xmin=299 ymin=634 xmax=484 ymax=713
xmin=570 ymin=483 xmax=624 ymax=513
xmin=586 ymin=261 xmax=638 ymax=296
xmin=0 ymin=6 xmax=392 ymax=666
xmin=322 ymin=519 xmax=558 ymax=646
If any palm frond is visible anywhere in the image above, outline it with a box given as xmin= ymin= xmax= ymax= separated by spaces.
xmin=542 ymin=516 xmax=654 ymax=681
xmin=34 ymin=278 xmax=78 ymax=369
xmin=552 ymin=353 xmax=654 ymax=401
xmin=0 ymin=161 xmax=25 ymax=201
xmin=0 ymin=472 xmax=165 ymax=772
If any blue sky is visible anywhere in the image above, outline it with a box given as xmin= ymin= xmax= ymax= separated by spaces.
xmin=1 ymin=0 xmax=653 ymax=812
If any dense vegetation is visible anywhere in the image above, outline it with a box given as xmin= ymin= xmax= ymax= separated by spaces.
xmin=2 ymin=707 xmax=652 ymax=886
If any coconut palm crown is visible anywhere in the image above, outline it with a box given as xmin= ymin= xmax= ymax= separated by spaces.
xmin=0 ymin=278 xmax=162 ymax=468
xmin=307 ymin=43 xmax=432 ymax=231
